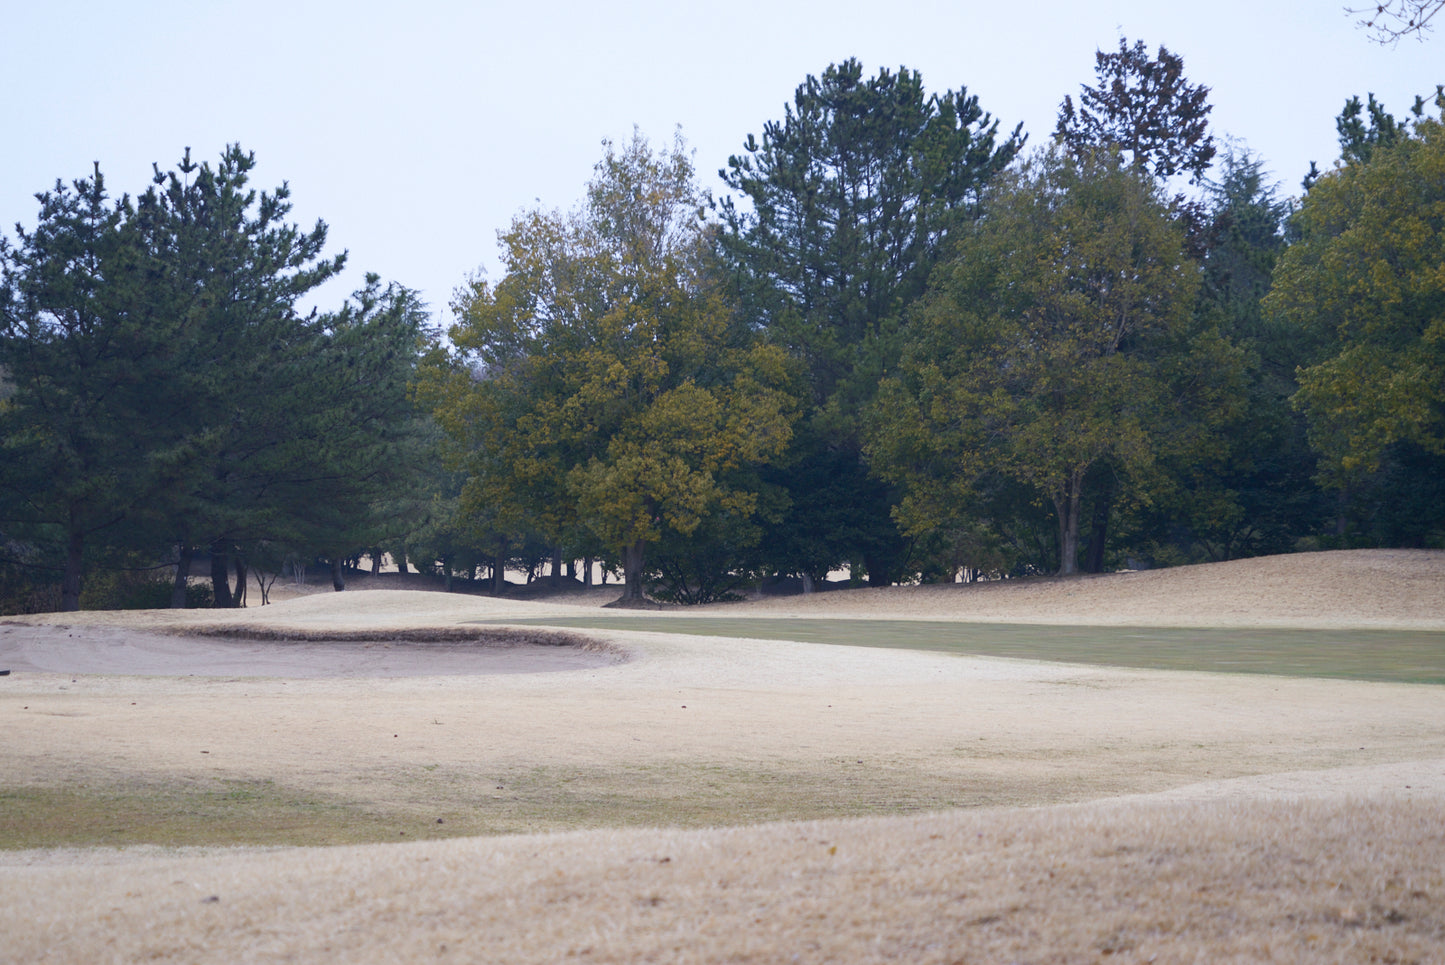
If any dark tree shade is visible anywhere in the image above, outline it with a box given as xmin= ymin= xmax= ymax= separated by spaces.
xmin=0 ymin=169 xmax=161 ymax=610
xmin=2 ymin=146 xmax=438 ymax=612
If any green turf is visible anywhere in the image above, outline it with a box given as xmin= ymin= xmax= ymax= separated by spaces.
xmin=481 ymin=617 xmax=1445 ymax=684
xmin=0 ymin=780 xmax=467 ymax=850
xmin=0 ymin=761 xmax=1058 ymax=850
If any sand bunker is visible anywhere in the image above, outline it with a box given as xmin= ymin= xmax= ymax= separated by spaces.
xmin=0 ymin=624 xmax=622 ymax=678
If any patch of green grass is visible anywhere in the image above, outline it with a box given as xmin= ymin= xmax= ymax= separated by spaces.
xmin=0 ymin=780 xmax=470 ymax=850
xmin=486 ymin=617 xmax=1445 ymax=684
xmin=0 ymin=760 xmax=1109 ymax=851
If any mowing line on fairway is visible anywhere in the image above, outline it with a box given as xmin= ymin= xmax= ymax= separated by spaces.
xmin=476 ymin=617 xmax=1445 ymax=685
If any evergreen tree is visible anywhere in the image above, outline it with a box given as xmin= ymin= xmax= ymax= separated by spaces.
xmin=717 ymin=60 xmax=1023 ymax=586
xmin=132 ymin=146 xmax=346 ymax=605
xmin=2 ymin=145 xmax=436 ymax=611
xmin=1168 ymin=147 xmax=1323 ymax=560
xmin=1056 ymin=38 xmax=1216 ymax=184
xmin=278 ymin=276 xmax=437 ymax=591
xmin=0 ymin=167 xmax=174 ymax=609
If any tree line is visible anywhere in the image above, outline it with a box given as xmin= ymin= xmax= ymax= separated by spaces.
xmin=3 ymin=44 xmax=1443 ymax=611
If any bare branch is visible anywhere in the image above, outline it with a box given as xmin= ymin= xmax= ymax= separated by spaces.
xmin=1347 ymin=0 xmax=1444 ymax=42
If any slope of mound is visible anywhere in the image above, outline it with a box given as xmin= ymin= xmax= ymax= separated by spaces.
xmin=9 ymin=584 xmax=612 ymax=633
xmin=711 ymin=549 xmax=1445 ymax=629
xmin=4 ymin=782 xmax=1443 ymax=964
xmin=16 ymin=548 xmax=1436 ymax=631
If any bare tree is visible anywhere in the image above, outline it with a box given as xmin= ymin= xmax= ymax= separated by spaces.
xmin=1349 ymin=1 xmax=1444 ymax=42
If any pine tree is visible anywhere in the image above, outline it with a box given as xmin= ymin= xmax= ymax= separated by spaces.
xmin=717 ymin=60 xmax=1022 ymax=586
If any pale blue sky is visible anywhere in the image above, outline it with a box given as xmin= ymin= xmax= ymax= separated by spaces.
xmin=2 ymin=0 xmax=1439 ymax=319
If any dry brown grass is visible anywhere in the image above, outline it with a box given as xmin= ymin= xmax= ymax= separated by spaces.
xmin=3 ymin=796 xmax=1442 ymax=963
xmin=1 ymin=548 xmax=1442 ymax=962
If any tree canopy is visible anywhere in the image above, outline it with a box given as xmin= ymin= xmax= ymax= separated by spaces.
xmin=7 ymin=47 xmax=1445 ymax=614
xmin=1 ymin=146 xmax=434 ymax=610
xmin=717 ymin=59 xmax=1023 ymax=585
xmin=1056 ymin=38 xmax=1216 ymax=184
xmin=870 ymin=147 xmax=1241 ymax=575
xmin=1267 ymin=95 xmax=1445 ymax=489
xmin=423 ymin=131 xmax=794 ymax=602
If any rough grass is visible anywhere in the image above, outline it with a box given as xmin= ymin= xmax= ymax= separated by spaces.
xmin=5 ymin=552 xmax=1445 ymax=962
xmin=499 ymin=616 xmax=1445 ymax=683
xmin=5 ymin=796 xmax=1443 ymax=964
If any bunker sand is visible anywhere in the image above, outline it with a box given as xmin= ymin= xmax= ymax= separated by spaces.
xmin=1 ymin=548 xmax=1443 ymax=962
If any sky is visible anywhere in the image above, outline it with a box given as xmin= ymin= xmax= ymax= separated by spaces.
xmin=2 ymin=0 xmax=1441 ymax=322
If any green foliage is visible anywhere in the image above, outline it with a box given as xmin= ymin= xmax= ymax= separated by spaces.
xmin=0 ymin=164 xmax=177 ymax=609
xmin=644 ymin=507 xmax=769 ymax=604
xmin=1139 ymin=146 xmax=1325 ymax=562
xmin=1267 ymin=95 xmax=1445 ymax=491
xmin=1 ymin=145 xmax=436 ymax=610
xmin=1336 ymin=93 xmax=1412 ymax=167
xmin=281 ymin=276 xmax=438 ymax=564
xmin=718 ymin=59 xmax=1023 ymax=584
xmin=1056 ymin=38 xmax=1216 ymax=183
xmin=423 ymin=131 xmax=795 ymax=601
xmin=871 ymin=147 xmax=1240 ymax=575
xmin=78 ymin=567 xmax=213 ymax=610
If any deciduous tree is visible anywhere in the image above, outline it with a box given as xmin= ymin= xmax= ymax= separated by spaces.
xmin=871 ymin=148 xmax=1239 ymax=575
xmin=1266 ymin=94 xmax=1445 ymax=498
xmin=1348 ymin=1 xmax=1445 ymax=42
xmin=427 ymin=132 xmax=794 ymax=603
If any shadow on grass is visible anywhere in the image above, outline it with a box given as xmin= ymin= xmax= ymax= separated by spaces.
xmin=484 ymin=618 xmax=1445 ymax=685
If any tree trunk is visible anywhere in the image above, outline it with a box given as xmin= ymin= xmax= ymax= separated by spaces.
xmin=492 ymin=542 xmax=507 ymax=594
xmin=550 ymin=548 xmax=562 ymax=588
xmin=443 ymin=555 xmax=453 ymax=592
xmin=370 ymin=549 xmax=382 ymax=575
xmin=583 ymin=557 xmax=594 ymax=588
xmin=1054 ymin=473 xmax=1085 ymax=576
xmin=171 ymin=542 xmax=193 ymax=608
xmin=331 ymin=556 xmax=346 ymax=591
xmin=619 ymin=539 xmax=646 ymax=601
xmin=61 ymin=526 xmax=83 ymax=612
xmin=801 ymin=572 xmax=815 ymax=595
xmin=396 ymin=548 xmax=409 ymax=574
xmin=233 ymin=555 xmax=248 ymax=607
xmin=210 ymin=540 xmax=234 ymax=607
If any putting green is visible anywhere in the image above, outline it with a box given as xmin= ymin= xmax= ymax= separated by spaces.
xmin=484 ymin=617 xmax=1445 ymax=685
